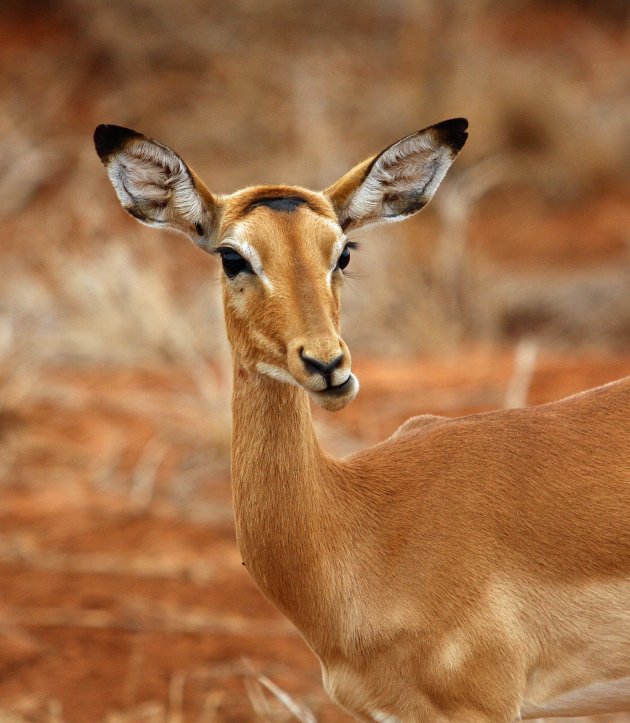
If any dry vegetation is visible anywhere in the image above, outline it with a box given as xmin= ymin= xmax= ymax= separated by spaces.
xmin=1 ymin=0 xmax=629 ymax=720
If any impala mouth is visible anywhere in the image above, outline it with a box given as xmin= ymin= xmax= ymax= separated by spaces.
xmin=324 ymin=376 xmax=353 ymax=396
xmin=310 ymin=373 xmax=359 ymax=411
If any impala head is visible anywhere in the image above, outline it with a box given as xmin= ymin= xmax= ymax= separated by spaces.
xmin=94 ymin=119 xmax=467 ymax=411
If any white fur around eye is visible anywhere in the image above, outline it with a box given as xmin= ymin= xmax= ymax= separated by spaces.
xmin=325 ymin=233 xmax=349 ymax=285
xmin=329 ymin=234 xmax=348 ymax=268
xmin=222 ymin=222 xmax=274 ymax=291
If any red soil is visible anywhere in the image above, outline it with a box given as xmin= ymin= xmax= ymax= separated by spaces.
xmin=1 ymin=351 xmax=628 ymax=721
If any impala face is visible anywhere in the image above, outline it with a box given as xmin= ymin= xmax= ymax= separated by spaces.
xmin=94 ymin=118 xmax=468 ymax=411
xmin=216 ymin=188 xmax=359 ymax=411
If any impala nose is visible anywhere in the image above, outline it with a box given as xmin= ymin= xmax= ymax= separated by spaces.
xmin=300 ymin=349 xmax=345 ymax=378
xmin=287 ymin=337 xmax=351 ymax=392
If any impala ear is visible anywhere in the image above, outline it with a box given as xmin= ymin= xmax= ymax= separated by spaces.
xmin=94 ymin=124 xmax=221 ymax=251
xmin=324 ymin=118 xmax=468 ymax=232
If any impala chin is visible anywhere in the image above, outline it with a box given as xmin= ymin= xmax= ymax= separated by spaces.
xmin=310 ymin=373 xmax=359 ymax=411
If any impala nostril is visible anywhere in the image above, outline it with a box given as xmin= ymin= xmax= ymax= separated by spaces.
xmin=300 ymin=349 xmax=344 ymax=377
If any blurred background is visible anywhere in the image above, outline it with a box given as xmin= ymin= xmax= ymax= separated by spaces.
xmin=0 ymin=0 xmax=629 ymax=720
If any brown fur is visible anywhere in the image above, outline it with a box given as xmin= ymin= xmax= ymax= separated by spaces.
xmin=95 ymin=120 xmax=630 ymax=722
xmin=232 ymin=372 xmax=630 ymax=722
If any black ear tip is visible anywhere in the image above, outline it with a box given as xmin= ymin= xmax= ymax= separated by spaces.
xmin=94 ymin=124 xmax=142 ymax=160
xmin=432 ymin=117 xmax=469 ymax=152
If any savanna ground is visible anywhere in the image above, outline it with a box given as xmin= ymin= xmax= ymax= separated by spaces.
xmin=1 ymin=1 xmax=629 ymax=721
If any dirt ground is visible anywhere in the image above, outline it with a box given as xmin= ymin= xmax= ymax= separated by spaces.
xmin=1 ymin=350 xmax=629 ymax=722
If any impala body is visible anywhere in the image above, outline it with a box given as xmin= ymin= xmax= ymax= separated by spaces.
xmin=95 ymin=119 xmax=630 ymax=722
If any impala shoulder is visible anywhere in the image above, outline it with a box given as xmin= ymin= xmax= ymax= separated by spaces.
xmin=393 ymin=414 xmax=450 ymax=437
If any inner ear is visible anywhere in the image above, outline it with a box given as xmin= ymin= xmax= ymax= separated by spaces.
xmin=324 ymin=118 xmax=468 ymax=231
xmin=94 ymin=124 xmax=219 ymax=248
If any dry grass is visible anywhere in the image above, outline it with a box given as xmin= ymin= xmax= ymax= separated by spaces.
xmin=1 ymin=0 xmax=629 ymax=367
xmin=0 ymin=242 xmax=227 ymax=365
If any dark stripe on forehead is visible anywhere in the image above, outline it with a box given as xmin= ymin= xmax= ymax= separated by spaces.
xmin=246 ymin=196 xmax=308 ymax=213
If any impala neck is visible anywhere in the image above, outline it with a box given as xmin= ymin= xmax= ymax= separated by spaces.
xmin=230 ymin=362 xmax=336 ymax=635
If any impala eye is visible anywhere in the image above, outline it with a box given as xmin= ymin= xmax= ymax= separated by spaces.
xmin=218 ymin=248 xmax=252 ymax=278
xmin=336 ymin=245 xmax=351 ymax=271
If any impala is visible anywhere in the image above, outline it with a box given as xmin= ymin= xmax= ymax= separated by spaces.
xmin=94 ymin=118 xmax=630 ymax=722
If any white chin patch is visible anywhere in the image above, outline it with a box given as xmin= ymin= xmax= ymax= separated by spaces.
xmin=256 ymin=363 xmax=300 ymax=387
xmin=256 ymin=364 xmax=359 ymax=411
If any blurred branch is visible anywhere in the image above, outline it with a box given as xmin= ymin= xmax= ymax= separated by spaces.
xmin=504 ymin=337 xmax=539 ymax=409
xmin=432 ymin=156 xmax=512 ymax=332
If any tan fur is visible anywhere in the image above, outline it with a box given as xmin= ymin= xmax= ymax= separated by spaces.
xmin=95 ymin=120 xmax=630 ymax=722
